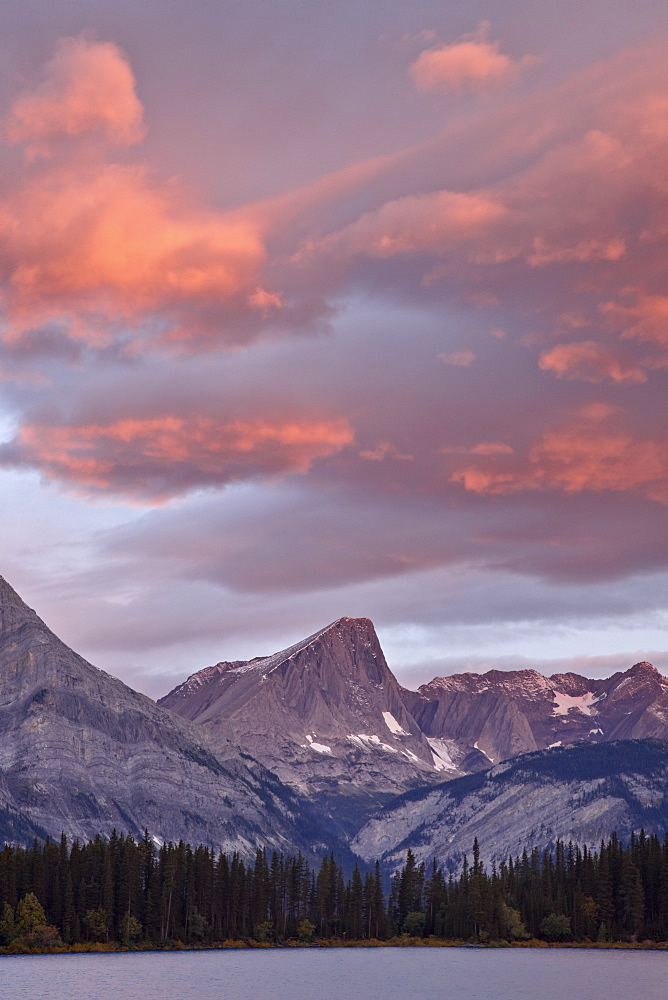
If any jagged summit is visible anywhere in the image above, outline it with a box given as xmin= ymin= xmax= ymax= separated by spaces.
xmin=160 ymin=615 xmax=438 ymax=834
xmin=420 ymin=668 xmax=553 ymax=699
xmin=629 ymin=660 xmax=660 ymax=675
xmin=404 ymin=657 xmax=668 ymax=768
xmin=161 ymin=614 xmax=418 ymax=735
xmin=168 ymin=617 xmax=374 ymax=702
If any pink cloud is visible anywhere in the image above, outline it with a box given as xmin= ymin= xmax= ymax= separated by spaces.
xmin=294 ymin=41 xmax=668 ymax=407
xmin=410 ymin=27 xmax=522 ymax=94
xmin=527 ymin=236 xmax=626 ymax=267
xmin=452 ymin=406 xmax=668 ymax=502
xmin=6 ymin=36 xmax=144 ymax=157
xmin=0 ymin=165 xmax=268 ymax=348
xmin=539 ymin=341 xmax=647 ymax=383
xmin=359 ymin=442 xmax=412 ymax=462
xmin=603 ymin=294 xmax=668 ymax=348
xmin=470 ymin=442 xmax=514 ymax=456
xmin=309 ymin=189 xmax=505 ymax=260
xmin=6 ymin=414 xmax=354 ymax=502
xmin=0 ymin=39 xmax=282 ymax=353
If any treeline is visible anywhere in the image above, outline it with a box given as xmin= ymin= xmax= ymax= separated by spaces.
xmin=1 ymin=830 xmax=667 ymax=949
xmin=392 ymin=833 xmax=668 ymax=943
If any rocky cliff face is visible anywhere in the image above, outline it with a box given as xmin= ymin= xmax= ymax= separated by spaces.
xmin=0 ymin=575 xmax=349 ymax=858
xmin=352 ymin=739 xmax=668 ymax=870
xmin=160 ymin=618 xmax=441 ymax=834
xmin=405 ymin=661 xmax=668 ymax=766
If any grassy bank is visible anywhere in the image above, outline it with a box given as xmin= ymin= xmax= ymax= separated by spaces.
xmin=2 ymin=935 xmax=668 ymax=956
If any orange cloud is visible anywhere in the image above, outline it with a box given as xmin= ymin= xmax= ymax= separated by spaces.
xmin=452 ymin=408 xmax=668 ymax=502
xmin=538 ymin=341 xmax=647 ymax=383
xmin=0 ymin=38 xmax=277 ymax=353
xmin=359 ymin=442 xmax=412 ymax=462
xmin=6 ymin=36 xmax=144 ymax=157
xmin=0 ymin=165 xmax=267 ymax=347
xmin=312 ymin=189 xmax=505 ymax=260
xmin=470 ymin=442 xmax=514 ymax=455
xmin=10 ymin=415 xmax=354 ymax=501
xmin=603 ymin=294 xmax=668 ymax=348
xmin=410 ymin=27 xmax=522 ymax=94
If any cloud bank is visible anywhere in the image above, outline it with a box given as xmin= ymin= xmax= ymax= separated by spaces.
xmin=0 ymin=10 xmax=666 ymax=688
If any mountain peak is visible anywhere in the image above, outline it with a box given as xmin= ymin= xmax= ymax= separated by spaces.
xmin=0 ymin=574 xmax=29 ymax=608
xmin=162 ymin=617 xmax=378 ymax=704
xmin=0 ymin=574 xmax=43 ymax=636
xmin=624 ymin=661 xmax=662 ymax=683
xmin=160 ymin=613 xmax=436 ymax=826
xmin=630 ymin=661 xmax=658 ymax=673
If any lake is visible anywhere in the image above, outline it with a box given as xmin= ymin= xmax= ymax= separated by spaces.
xmin=0 ymin=947 xmax=666 ymax=1000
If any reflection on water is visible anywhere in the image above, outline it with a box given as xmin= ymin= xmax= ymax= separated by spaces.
xmin=1 ymin=947 xmax=667 ymax=1000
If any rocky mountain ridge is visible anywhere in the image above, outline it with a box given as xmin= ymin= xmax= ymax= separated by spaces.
xmin=3 ymin=574 xmax=667 ymax=869
xmin=406 ymin=659 xmax=668 ymax=767
xmin=0 ymin=575 xmax=351 ymax=860
xmin=164 ymin=615 xmax=668 ymax=789
xmin=162 ymin=616 xmax=668 ymax=837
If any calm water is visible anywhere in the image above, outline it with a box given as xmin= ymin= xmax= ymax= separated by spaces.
xmin=0 ymin=947 xmax=666 ymax=1000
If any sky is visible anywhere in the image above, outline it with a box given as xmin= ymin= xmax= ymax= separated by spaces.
xmin=1 ymin=0 xmax=667 ymax=697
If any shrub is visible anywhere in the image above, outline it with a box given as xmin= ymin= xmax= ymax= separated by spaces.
xmin=540 ymin=913 xmax=572 ymax=941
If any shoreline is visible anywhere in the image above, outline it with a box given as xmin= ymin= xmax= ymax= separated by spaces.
xmin=2 ymin=937 xmax=668 ymax=957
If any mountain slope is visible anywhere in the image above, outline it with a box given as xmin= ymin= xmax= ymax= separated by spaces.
xmin=160 ymin=617 xmax=445 ymax=833
xmin=353 ymin=739 xmax=668 ymax=869
xmin=0 ymin=575 xmax=351 ymax=858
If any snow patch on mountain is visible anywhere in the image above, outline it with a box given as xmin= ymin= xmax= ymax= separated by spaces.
xmin=304 ymin=734 xmax=333 ymax=755
xmin=427 ymin=738 xmax=458 ymax=772
xmin=551 ymin=691 xmax=599 ymax=717
xmin=346 ymin=734 xmax=398 ymax=754
xmin=473 ymin=740 xmax=494 ymax=762
xmin=382 ymin=712 xmax=409 ymax=736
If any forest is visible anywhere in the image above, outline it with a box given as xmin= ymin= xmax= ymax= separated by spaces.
xmin=1 ymin=830 xmax=667 ymax=950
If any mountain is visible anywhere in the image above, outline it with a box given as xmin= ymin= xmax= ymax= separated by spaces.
xmin=0 ymin=575 xmax=351 ymax=859
xmin=160 ymin=617 xmax=450 ymax=834
xmin=403 ymin=661 xmax=668 ymax=766
xmin=161 ymin=616 xmax=668 ymax=836
xmin=352 ymin=739 xmax=668 ymax=870
xmin=161 ymin=610 xmax=668 ymax=786
xmin=7 ymin=571 xmax=666 ymax=867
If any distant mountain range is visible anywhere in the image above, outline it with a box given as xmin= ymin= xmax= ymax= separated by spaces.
xmin=162 ymin=616 xmax=668 ymax=834
xmin=406 ymin=659 xmax=668 ymax=764
xmin=2 ymin=573 xmax=667 ymax=868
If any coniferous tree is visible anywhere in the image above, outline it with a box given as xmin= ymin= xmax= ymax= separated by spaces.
xmin=0 ymin=829 xmax=668 ymax=948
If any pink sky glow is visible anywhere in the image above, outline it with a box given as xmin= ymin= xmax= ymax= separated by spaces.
xmin=1 ymin=1 xmax=667 ymax=695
